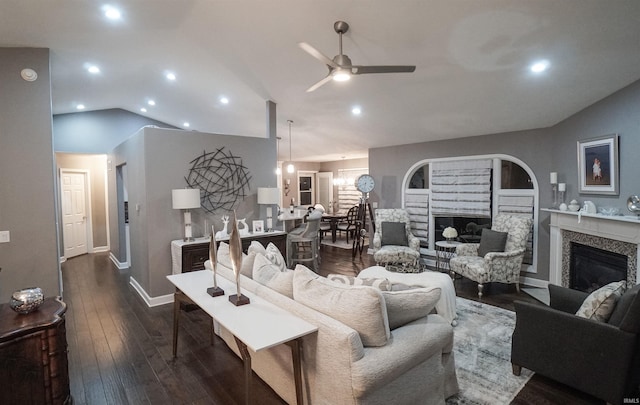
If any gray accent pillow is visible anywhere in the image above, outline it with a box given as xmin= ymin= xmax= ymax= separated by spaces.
xmin=381 ymin=222 xmax=408 ymax=246
xmin=477 ymin=228 xmax=508 ymax=257
xmin=382 ymin=287 xmax=441 ymax=330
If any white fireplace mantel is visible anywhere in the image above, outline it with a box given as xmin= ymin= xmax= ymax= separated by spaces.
xmin=544 ymin=209 xmax=640 ymax=286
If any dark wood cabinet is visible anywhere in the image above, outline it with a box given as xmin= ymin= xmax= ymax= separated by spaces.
xmin=180 ymin=232 xmax=287 ymax=273
xmin=0 ymin=297 xmax=71 ymax=405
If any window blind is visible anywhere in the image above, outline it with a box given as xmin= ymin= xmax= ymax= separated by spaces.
xmin=431 ymin=159 xmax=492 ymax=217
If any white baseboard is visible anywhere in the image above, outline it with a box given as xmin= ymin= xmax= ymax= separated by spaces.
xmin=93 ymin=246 xmax=109 ymax=253
xmin=520 ymin=276 xmax=549 ymax=289
xmin=129 ymin=276 xmax=174 ymax=308
xmin=109 ymin=252 xmax=130 ymax=270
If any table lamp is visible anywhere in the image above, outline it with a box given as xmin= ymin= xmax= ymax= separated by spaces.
xmin=172 ymin=188 xmax=201 ymax=241
xmin=257 ymin=187 xmax=280 ymax=232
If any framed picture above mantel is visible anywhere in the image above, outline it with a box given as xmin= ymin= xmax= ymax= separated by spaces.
xmin=577 ymin=134 xmax=619 ymax=195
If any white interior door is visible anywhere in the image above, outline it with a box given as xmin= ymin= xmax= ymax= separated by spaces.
xmin=317 ymin=172 xmax=333 ymax=213
xmin=61 ymin=171 xmax=88 ymax=258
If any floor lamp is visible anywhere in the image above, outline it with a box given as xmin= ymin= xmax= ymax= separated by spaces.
xmin=172 ymin=188 xmax=201 ymax=241
xmin=257 ymin=187 xmax=280 ymax=232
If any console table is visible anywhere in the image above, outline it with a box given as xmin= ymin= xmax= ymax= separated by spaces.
xmin=167 ymin=270 xmax=317 ymax=405
xmin=0 ymin=297 xmax=71 ymax=405
xmin=171 ymin=231 xmax=287 ymax=274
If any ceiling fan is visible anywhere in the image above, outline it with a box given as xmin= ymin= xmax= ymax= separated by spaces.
xmin=299 ymin=21 xmax=416 ymax=92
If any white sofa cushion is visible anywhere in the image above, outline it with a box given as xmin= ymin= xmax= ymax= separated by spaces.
xmin=293 ymin=265 xmax=390 ymax=347
xmin=252 ymin=253 xmax=294 ymax=298
xmin=217 ymin=242 xmax=254 ymax=277
xmin=382 ymin=287 xmax=441 ymax=330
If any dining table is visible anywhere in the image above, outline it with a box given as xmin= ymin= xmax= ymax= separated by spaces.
xmin=322 ymin=212 xmax=348 ymax=242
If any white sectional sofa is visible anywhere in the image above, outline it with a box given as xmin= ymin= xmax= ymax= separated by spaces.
xmin=203 ymin=242 xmax=458 ymax=404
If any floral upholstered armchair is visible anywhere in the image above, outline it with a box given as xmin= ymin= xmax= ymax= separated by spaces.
xmin=449 ymin=214 xmax=532 ymax=299
xmin=372 ymin=209 xmax=421 ymax=270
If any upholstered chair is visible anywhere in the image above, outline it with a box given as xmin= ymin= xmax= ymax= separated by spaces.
xmin=512 ymin=283 xmax=640 ymax=404
xmin=449 ymin=214 xmax=532 ymax=299
xmin=372 ymin=209 xmax=421 ymax=269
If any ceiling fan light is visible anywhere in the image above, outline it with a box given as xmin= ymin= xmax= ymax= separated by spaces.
xmin=332 ymin=70 xmax=351 ymax=82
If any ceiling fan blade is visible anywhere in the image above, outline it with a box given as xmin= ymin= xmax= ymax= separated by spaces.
xmin=352 ymin=65 xmax=416 ymax=75
xmin=305 ymin=75 xmax=333 ymax=93
xmin=298 ymin=42 xmax=339 ymax=68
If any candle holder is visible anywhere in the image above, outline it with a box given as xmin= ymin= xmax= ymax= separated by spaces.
xmin=551 ymin=184 xmax=558 ymax=208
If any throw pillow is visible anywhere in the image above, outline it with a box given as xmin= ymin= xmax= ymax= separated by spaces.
xmin=608 ymin=284 xmax=640 ymax=333
xmin=477 ymin=228 xmax=508 ymax=257
xmin=576 ymin=281 xmax=626 ymax=322
xmin=382 ymin=287 xmax=441 ymax=330
xmin=265 ymin=242 xmax=287 ymax=270
xmin=293 ymin=265 xmax=390 ymax=347
xmin=217 ymin=242 xmax=253 ymax=277
xmin=381 ymin=222 xmax=408 ymax=246
xmin=253 ymin=254 xmax=294 ymax=298
xmin=328 ymin=274 xmax=391 ymax=291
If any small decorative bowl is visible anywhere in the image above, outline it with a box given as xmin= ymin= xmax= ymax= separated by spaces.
xmin=568 ymin=204 xmax=581 ymax=212
xmin=10 ymin=287 xmax=44 ymax=314
xmin=598 ymin=207 xmax=620 ymax=216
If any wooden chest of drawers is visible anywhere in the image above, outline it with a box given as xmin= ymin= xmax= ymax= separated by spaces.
xmin=0 ymin=297 xmax=71 ymax=405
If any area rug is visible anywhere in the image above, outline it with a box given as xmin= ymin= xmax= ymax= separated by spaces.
xmin=447 ymin=297 xmax=533 ymax=405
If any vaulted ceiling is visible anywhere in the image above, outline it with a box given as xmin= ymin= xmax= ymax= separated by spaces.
xmin=2 ymin=1 xmax=640 ymax=161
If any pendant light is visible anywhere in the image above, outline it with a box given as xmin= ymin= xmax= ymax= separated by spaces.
xmin=275 ymin=136 xmax=282 ymax=175
xmin=286 ymin=120 xmax=295 ymax=174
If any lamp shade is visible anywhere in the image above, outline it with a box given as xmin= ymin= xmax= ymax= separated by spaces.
xmin=257 ymin=187 xmax=280 ymax=205
xmin=172 ymin=189 xmax=201 ymax=209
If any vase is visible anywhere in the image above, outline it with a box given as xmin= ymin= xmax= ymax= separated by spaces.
xmin=228 ymin=211 xmax=250 ymax=306
xmin=10 ymin=287 xmax=44 ymax=314
xmin=207 ymin=225 xmax=224 ymax=297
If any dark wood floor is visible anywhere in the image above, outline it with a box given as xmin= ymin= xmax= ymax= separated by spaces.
xmin=61 ymin=245 xmax=603 ymax=404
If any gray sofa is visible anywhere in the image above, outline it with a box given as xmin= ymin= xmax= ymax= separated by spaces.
xmin=205 ymin=247 xmax=458 ymax=404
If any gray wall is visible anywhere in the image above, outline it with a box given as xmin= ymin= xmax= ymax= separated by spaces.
xmin=109 ymin=127 xmax=277 ymax=298
xmin=53 ymin=108 xmax=177 ymax=153
xmin=369 ymin=79 xmax=640 ymax=283
xmin=0 ymin=48 xmax=60 ymax=300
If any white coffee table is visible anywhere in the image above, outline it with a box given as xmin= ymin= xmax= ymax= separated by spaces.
xmin=167 ymin=270 xmax=317 ymax=405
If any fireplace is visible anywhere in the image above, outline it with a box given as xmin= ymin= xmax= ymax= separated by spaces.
xmin=546 ymin=209 xmax=639 ymax=290
xmin=570 ymin=242 xmax=627 ymax=292
xmin=434 ymin=216 xmax=490 ymax=243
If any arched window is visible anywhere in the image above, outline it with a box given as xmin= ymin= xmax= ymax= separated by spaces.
xmin=402 ymin=155 xmax=538 ymax=272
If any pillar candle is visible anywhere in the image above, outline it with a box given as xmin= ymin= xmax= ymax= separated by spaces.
xmin=550 ymin=172 xmax=558 ymax=184
xmin=558 ymin=183 xmax=566 ymax=191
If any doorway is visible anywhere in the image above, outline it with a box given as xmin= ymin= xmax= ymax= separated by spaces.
xmin=60 ymin=170 xmax=90 ymax=259
xmin=316 ymin=172 xmax=333 ymax=213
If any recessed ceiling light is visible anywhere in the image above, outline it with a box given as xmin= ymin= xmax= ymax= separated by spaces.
xmin=87 ymin=65 xmax=100 ymax=74
xmin=166 ymin=72 xmax=176 ymax=81
xmin=220 ymin=96 xmax=229 ymax=104
xmin=140 ymin=107 xmax=147 ymax=113
xmin=103 ymin=6 xmax=122 ymax=20
xmin=530 ymin=60 xmax=550 ymax=73
xmin=148 ymin=99 xmax=156 ymax=106
xmin=183 ymin=122 xmax=190 ymax=128
xmin=352 ymin=106 xmax=362 ymax=115
xmin=76 ymin=104 xmax=85 ymax=110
